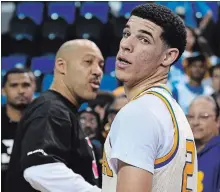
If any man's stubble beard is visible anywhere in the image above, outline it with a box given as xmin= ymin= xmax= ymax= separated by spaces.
xmin=8 ymin=102 xmax=30 ymax=111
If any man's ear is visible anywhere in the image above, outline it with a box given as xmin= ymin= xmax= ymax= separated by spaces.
xmin=161 ymin=48 xmax=179 ymax=67
xmin=55 ymin=58 xmax=67 ymax=75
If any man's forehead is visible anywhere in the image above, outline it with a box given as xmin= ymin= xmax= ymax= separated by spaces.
xmin=191 ymin=60 xmax=205 ymax=66
xmin=8 ymin=73 xmax=31 ymax=82
xmin=191 ymin=99 xmax=215 ymax=111
xmin=126 ymin=15 xmax=162 ymax=33
xmin=81 ymin=47 xmax=104 ymax=60
xmin=81 ymin=112 xmax=96 ymax=118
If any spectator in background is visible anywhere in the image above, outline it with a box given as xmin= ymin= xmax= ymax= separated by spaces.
xmin=210 ymin=64 xmax=220 ymax=94
xmin=210 ymin=64 xmax=220 ymax=110
xmin=168 ymin=26 xmax=199 ymax=88
xmin=184 ymin=26 xmax=201 ymax=58
xmin=173 ymin=54 xmax=213 ymax=113
xmin=187 ymin=96 xmax=220 ymax=192
xmin=112 ymin=86 xmax=126 ymax=97
xmin=88 ymin=91 xmax=115 ymax=123
xmin=168 ymin=25 xmax=214 ymax=89
xmin=79 ymin=108 xmax=103 ymax=187
xmin=103 ymin=95 xmax=128 ymax=138
xmin=157 ymin=2 xmax=213 ymax=34
xmin=1 ymin=68 xmax=35 ymax=192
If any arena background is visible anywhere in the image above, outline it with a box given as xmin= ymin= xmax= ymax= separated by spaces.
xmin=1 ymin=1 xmax=220 ymax=191
xmin=1 ymin=2 xmax=220 ymax=107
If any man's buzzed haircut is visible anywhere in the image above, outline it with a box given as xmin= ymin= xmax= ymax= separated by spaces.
xmin=2 ymin=68 xmax=31 ymax=87
xmin=131 ymin=3 xmax=187 ymax=63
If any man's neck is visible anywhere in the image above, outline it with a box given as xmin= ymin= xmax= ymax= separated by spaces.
xmin=124 ymin=74 xmax=168 ymax=101
xmin=6 ymin=104 xmax=22 ymax=122
xmin=195 ymin=135 xmax=217 ymax=153
xmin=50 ymin=79 xmax=80 ymax=108
xmin=195 ymin=141 xmax=206 ymax=153
xmin=189 ymin=79 xmax=202 ymax=87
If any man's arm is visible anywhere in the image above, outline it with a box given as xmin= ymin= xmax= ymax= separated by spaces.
xmin=116 ymin=161 xmax=152 ymax=192
xmin=195 ymin=2 xmax=213 ymax=35
xmin=20 ymin=114 xmax=100 ymax=192
xmin=24 ymin=162 xmax=100 ymax=192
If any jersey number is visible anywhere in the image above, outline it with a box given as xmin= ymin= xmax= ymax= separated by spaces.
xmin=1 ymin=139 xmax=14 ymax=164
xmin=198 ymin=171 xmax=204 ymax=192
xmin=102 ymin=151 xmax=113 ymax=177
xmin=182 ymin=139 xmax=195 ymax=192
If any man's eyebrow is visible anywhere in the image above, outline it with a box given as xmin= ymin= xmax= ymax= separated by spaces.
xmin=84 ymin=54 xmax=104 ymax=63
xmin=138 ymin=29 xmax=155 ymax=42
xmin=124 ymin=24 xmax=130 ymax=29
xmin=9 ymin=82 xmax=18 ymax=85
xmin=124 ymin=24 xmax=155 ymax=42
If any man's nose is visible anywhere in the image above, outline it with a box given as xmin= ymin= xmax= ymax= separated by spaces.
xmin=18 ymin=86 xmax=25 ymax=94
xmin=120 ymin=36 xmax=134 ymax=53
xmin=92 ymin=63 xmax=103 ymax=77
xmin=191 ymin=117 xmax=200 ymax=127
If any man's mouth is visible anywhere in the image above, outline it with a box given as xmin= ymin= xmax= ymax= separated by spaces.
xmin=116 ymin=56 xmax=132 ymax=69
xmin=192 ymin=128 xmax=203 ymax=134
xmin=117 ymin=56 xmax=132 ymax=65
xmin=90 ymin=81 xmax=100 ymax=89
xmin=17 ymin=96 xmax=27 ymax=101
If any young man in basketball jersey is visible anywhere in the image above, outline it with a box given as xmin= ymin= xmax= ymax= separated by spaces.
xmin=102 ymin=3 xmax=198 ymax=192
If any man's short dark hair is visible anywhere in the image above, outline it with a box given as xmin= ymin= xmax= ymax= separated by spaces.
xmin=187 ymin=54 xmax=206 ymax=66
xmin=2 ymin=68 xmax=31 ymax=87
xmin=131 ymin=3 xmax=187 ymax=63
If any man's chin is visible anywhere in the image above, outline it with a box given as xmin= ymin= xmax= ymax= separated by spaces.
xmin=115 ymin=71 xmax=128 ymax=83
xmin=83 ymin=92 xmax=98 ymax=101
xmin=10 ymin=103 xmax=29 ymax=110
xmin=194 ymin=135 xmax=204 ymax=141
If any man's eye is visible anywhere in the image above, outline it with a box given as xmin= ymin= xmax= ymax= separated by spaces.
xmin=140 ymin=37 xmax=150 ymax=44
xmin=122 ymin=31 xmax=130 ymax=38
xmin=23 ymin=83 xmax=31 ymax=87
xmin=85 ymin=60 xmax=92 ymax=64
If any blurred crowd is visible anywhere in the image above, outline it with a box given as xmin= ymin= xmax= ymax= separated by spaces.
xmin=1 ymin=1 xmax=220 ymax=192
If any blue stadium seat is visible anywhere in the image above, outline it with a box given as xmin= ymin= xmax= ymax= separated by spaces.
xmin=38 ymin=18 xmax=68 ymax=55
xmin=1 ymin=56 xmax=27 ymax=71
xmin=100 ymin=74 xmax=118 ymax=91
xmin=105 ymin=56 xmax=116 ymax=74
xmin=42 ymin=18 xmax=68 ymax=40
xmin=9 ymin=17 xmax=37 ymax=56
xmin=31 ymin=56 xmax=55 ymax=74
xmin=80 ymin=2 xmax=109 ymax=24
xmin=1 ymin=95 xmax=6 ymax=105
xmin=75 ymin=17 xmax=103 ymax=44
xmin=48 ymin=2 xmax=76 ymax=24
xmin=16 ymin=2 xmax=44 ymax=25
xmin=119 ymin=2 xmax=144 ymax=18
xmin=42 ymin=74 xmax=54 ymax=91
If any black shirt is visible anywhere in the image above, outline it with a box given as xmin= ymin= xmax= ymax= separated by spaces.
xmin=1 ymin=105 xmax=19 ymax=192
xmin=5 ymin=90 xmax=99 ymax=192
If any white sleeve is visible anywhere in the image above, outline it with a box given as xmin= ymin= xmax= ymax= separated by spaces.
xmin=23 ymin=162 xmax=101 ymax=192
xmin=109 ymin=101 xmax=161 ymax=175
